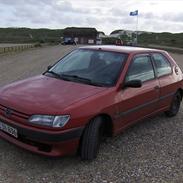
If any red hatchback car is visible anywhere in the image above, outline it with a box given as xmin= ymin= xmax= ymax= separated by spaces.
xmin=0 ymin=46 xmax=183 ymax=160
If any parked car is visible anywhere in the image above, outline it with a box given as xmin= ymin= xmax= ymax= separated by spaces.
xmin=62 ymin=39 xmax=76 ymax=45
xmin=0 ymin=46 xmax=183 ymax=160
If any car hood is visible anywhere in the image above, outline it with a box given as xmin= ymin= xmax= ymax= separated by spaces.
xmin=0 ymin=75 xmax=106 ymax=115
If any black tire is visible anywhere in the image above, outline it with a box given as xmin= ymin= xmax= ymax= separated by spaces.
xmin=80 ymin=117 xmax=104 ymax=160
xmin=165 ymin=91 xmax=181 ymax=117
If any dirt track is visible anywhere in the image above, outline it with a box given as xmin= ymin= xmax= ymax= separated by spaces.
xmin=0 ymin=45 xmax=183 ymax=183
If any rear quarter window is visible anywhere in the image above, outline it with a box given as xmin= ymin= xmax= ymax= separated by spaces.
xmin=152 ymin=53 xmax=172 ymax=77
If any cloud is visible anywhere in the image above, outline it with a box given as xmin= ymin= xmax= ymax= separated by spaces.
xmin=0 ymin=0 xmax=183 ymax=34
xmin=162 ymin=12 xmax=183 ymax=23
xmin=53 ymin=1 xmax=90 ymax=14
xmin=0 ymin=0 xmax=52 ymax=6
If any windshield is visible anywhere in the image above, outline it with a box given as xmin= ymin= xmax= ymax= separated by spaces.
xmin=47 ymin=49 xmax=128 ymax=87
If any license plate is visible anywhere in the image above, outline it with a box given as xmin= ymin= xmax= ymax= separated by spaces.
xmin=0 ymin=121 xmax=18 ymax=138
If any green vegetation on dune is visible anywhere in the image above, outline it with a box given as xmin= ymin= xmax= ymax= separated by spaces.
xmin=0 ymin=27 xmax=183 ymax=48
xmin=138 ymin=32 xmax=183 ymax=48
xmin=0 ymin=28 xmax=64 ymax=43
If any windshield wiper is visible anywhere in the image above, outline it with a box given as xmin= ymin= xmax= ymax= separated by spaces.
xmin=61 ymin=74 xmax=90 ymax=81
xmin=45 ymin=72 xmax=105 ymax=86
xmin=60 ymin=74 xmax=105 ymax=87
xmin=46 ymin=71 xmax=72 ymax=81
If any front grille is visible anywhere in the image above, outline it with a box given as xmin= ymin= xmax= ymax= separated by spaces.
xmin=0 ymin=104 xmax=29 ymax=121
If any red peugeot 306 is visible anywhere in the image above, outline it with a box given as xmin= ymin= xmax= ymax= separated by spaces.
xmin=0 ymin=46 xmax=183 ymax=160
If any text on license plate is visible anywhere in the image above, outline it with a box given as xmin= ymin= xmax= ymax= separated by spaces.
xmin=0 ymin=121 xmax=18 ymax=138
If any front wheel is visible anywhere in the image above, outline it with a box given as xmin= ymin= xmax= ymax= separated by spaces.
xmin=80 ymin=117 xmax=104 ymax=160
xmin=165 ymin=91 xmax=182 ymax=117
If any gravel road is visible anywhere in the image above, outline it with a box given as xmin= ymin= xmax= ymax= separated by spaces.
xmin=0 ymin=45 xmax=183 ymax=183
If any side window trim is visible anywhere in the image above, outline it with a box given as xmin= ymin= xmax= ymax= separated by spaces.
xmin=125 ymin=53 xmax=156 ymax=83
xmin=151 ymin=52 xmax=172 ymax=78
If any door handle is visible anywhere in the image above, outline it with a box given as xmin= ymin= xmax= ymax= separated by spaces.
xmin=154 ymin=86 xmax=160 ymax=90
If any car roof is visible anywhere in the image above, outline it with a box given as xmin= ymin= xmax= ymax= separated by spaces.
xmin=79 ymin=45 xmax=164 ymax=54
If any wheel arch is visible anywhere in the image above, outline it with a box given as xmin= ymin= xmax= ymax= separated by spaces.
xmin=177 ymin=88 xmax=183 ymax=100
xmin=98 ymin=113 xmax=114 ymax=137
xmin=86 ymin=113 xmax=114 ymax=137
xmin=78 ymin=113 xmax=113 ymax=157
xmin=80 ymin=113 xmax=114 ymax=141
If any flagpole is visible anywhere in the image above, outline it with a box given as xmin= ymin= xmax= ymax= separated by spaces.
xmin=130 ymin=10 xmax=139 ymax=45
xmin=136 ymin=12 xmax=138 ymax=45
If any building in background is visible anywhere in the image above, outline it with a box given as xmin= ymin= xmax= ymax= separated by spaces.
xmin=63 ymin=27 xmax=98 ymax=44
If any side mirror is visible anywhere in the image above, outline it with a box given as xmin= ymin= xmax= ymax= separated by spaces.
xmin=124 ymin=79 xmax=142 ymax=88
xmin=47 ymin=65 xmax=52 ymax=70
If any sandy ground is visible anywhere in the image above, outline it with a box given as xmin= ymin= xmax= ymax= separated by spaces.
xmin=0 ymin=45 xmax=183 ymax=183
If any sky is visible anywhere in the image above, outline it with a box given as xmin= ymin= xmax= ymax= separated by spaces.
xmin=0 ymin=0 xmax=183 ymax=35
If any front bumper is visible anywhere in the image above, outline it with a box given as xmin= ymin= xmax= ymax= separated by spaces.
xmin=0 ymin=117 xmax=84 ymax=157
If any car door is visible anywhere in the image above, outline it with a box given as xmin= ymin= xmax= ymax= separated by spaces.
xmin=115 ymin=54 xmax=160 ymax=131
xmin=151 ymin=52 xmax=177 ymax=109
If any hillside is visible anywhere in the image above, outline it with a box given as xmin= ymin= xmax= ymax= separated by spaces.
xmin=0 ymin=28 xmax=64 ymax=43
xmin=138 ymin=32 xmax=183 ymax=48
xmin=1 ymin=27 xmax=183 ymax=48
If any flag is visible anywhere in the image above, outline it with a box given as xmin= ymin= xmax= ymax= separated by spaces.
xmin=130 ymin=10 xmax=138 ymax=16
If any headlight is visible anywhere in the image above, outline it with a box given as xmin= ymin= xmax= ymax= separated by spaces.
xmin=28 ymin=115 xmax=70 ymax=127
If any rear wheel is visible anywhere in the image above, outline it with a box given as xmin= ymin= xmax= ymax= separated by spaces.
xmin=165 ymin=91 xmax=181 ymax=117
xmin=80 ymin=117 xmax=104 ymax=160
